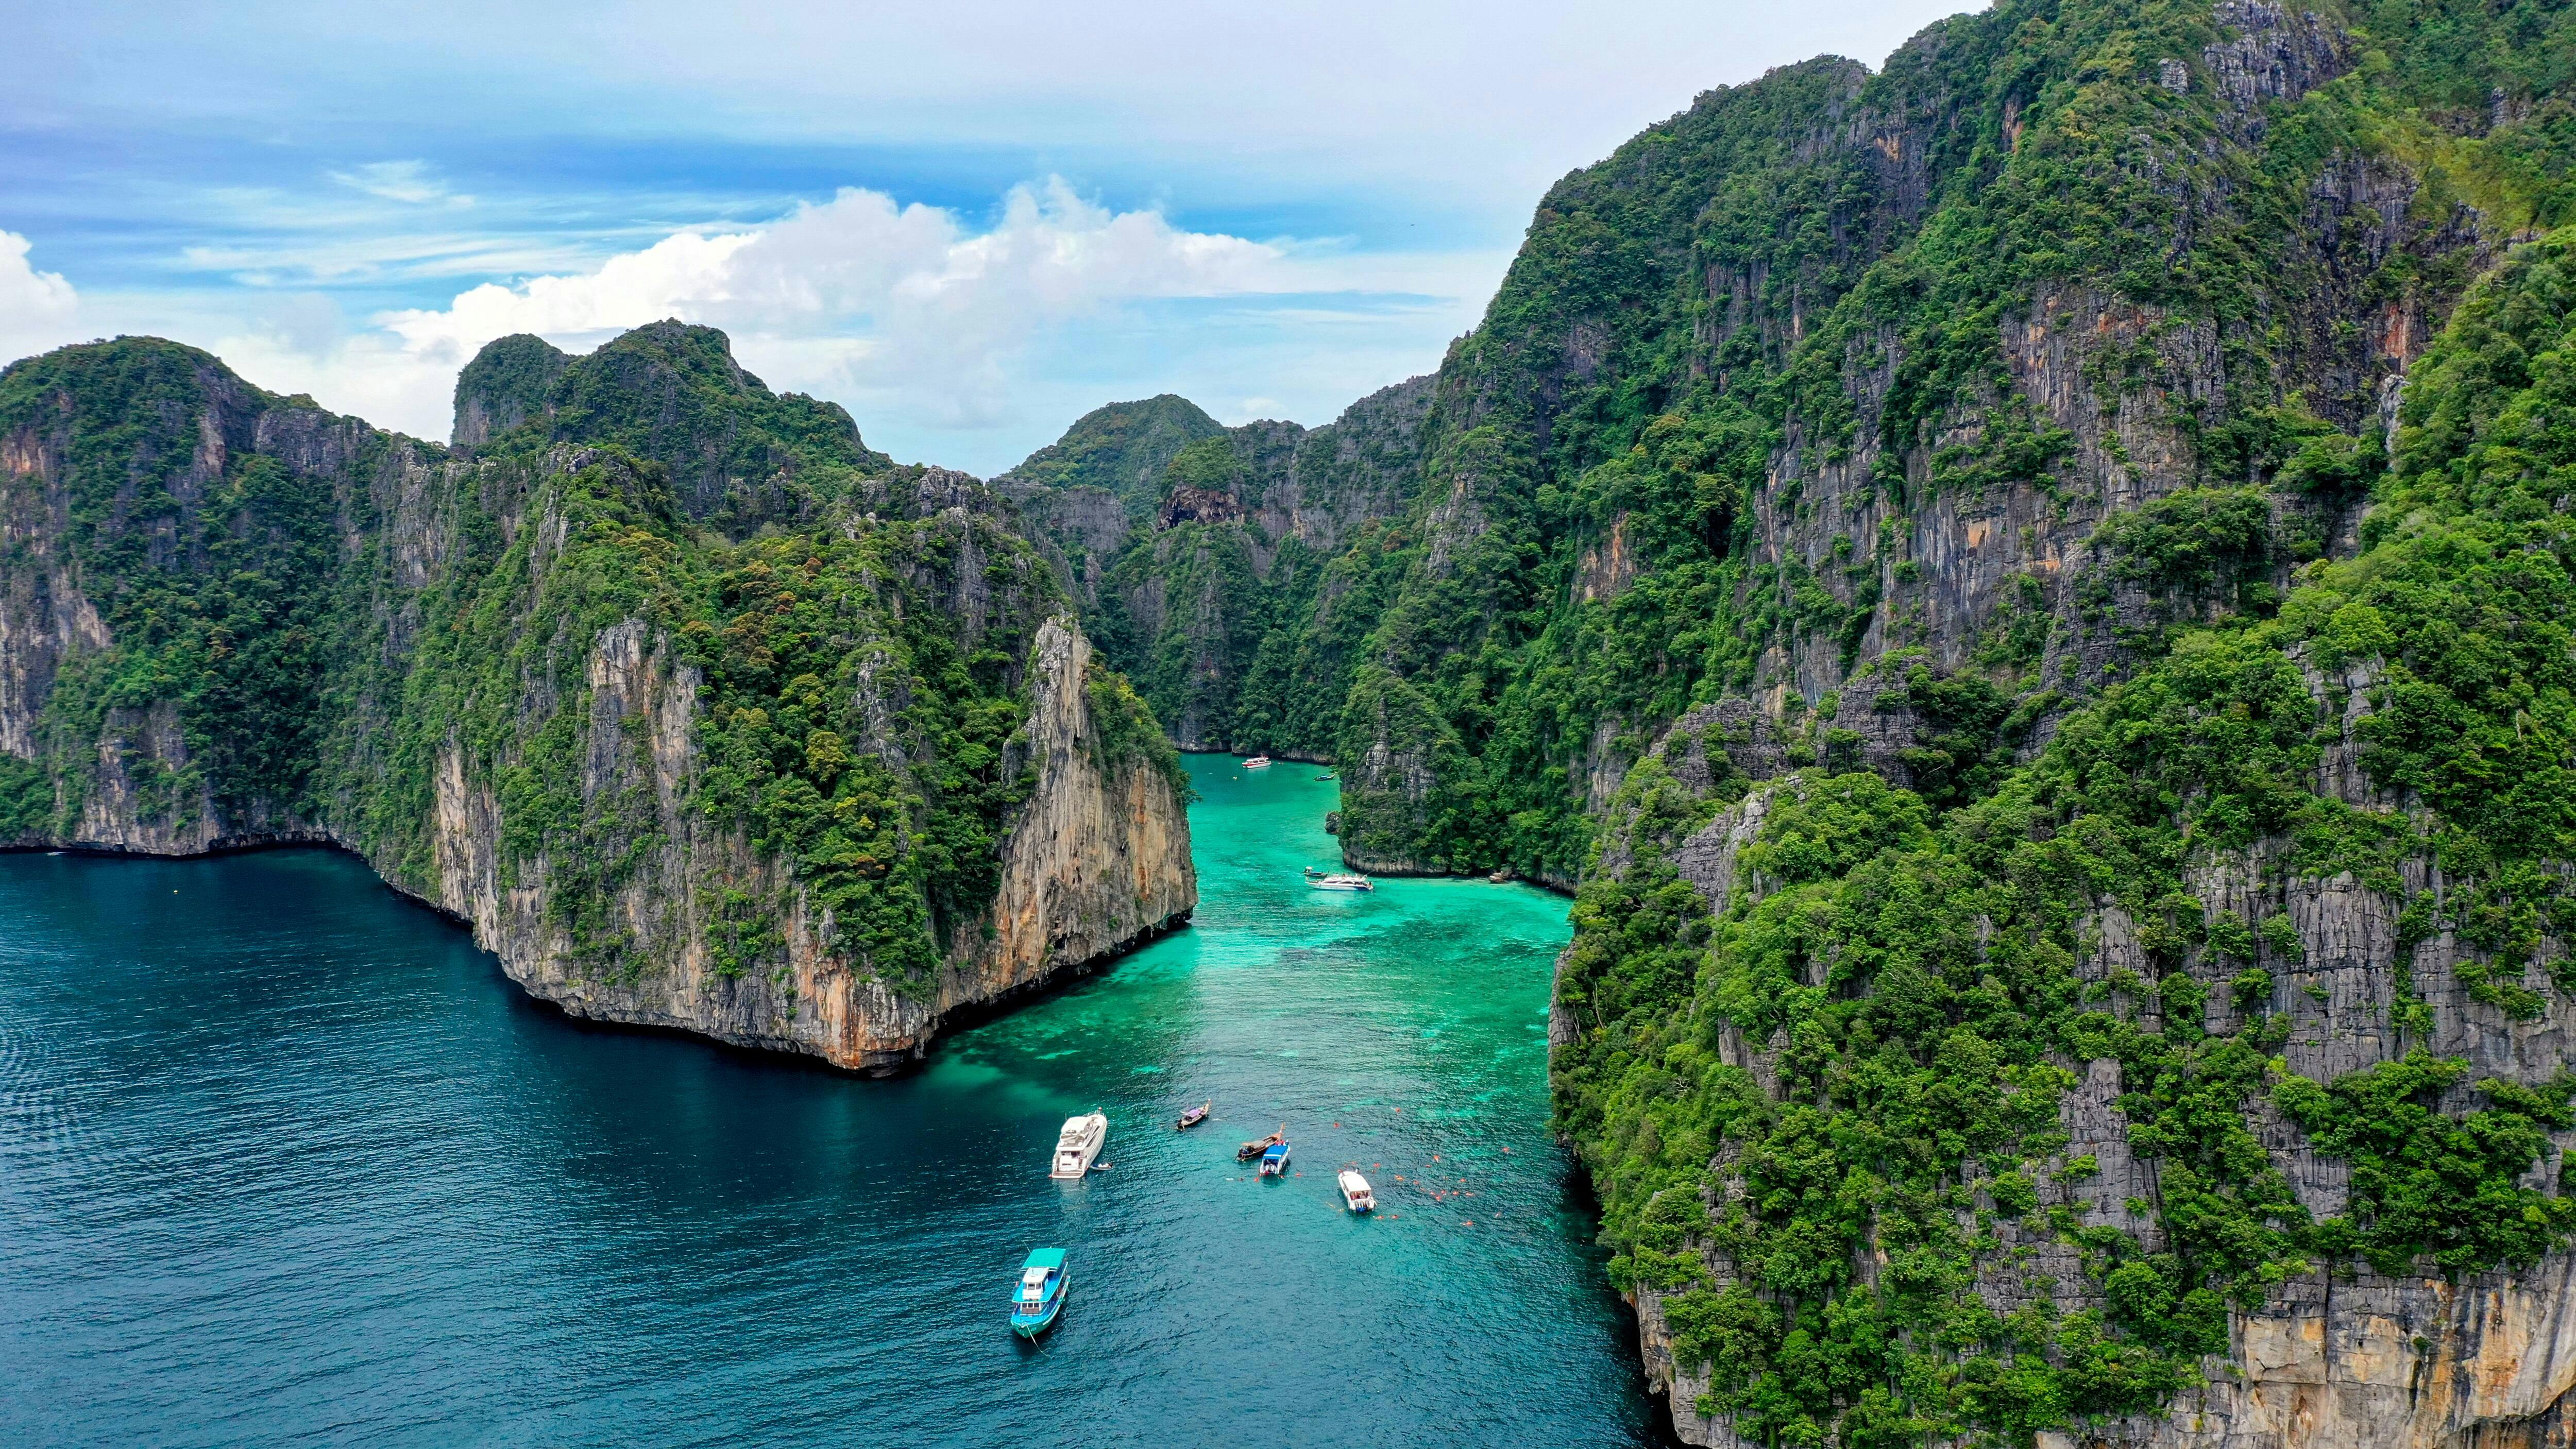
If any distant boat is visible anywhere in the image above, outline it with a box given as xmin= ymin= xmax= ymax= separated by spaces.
xmin=1177 ymin=1101 xmax=1211 ymax=1131
xmin=1338 ymin=1170 xmax=1376 ymax=1213
xmin=1242 ymin=756 xmax=1272 ymax=769
xmin=1315 ymin=773 xmax=1336 ymax=781
xmin=1306 ymin=868 xmax=1373 ymax=892
xmin=1050 ymin=1112 xmax=1108 ymax=1179
xmin=1259 ymin=1140 xmax=1292 ymax=1178
xmin=1236 ymin=1125 xmax=1286 ymax=1161
xmin=1010 ymin=1249 xmax=1069 ymax=1339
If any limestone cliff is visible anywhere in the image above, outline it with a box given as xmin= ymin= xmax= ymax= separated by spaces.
xmin=998 ymin=377 xmax=1435 ymax=756
xmin=1534 ymin=0 xmax=2576 ymax=1424
xmin=427 ymin=615 xmax=1192 ymax=1073
xmin=1558 ymin=224 xmax=2576 ymax=1431
xmin=1584 ymin=756 xmax=2576 ymax=1449
xmin=0 ymin=330 xmax=1194 ymax=1071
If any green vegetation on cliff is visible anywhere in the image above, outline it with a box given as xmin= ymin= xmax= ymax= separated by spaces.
xmin=0 ymin=328 xmax=1174 ymax=992
xmin=999 ymin=394 xmax=1222 ymax=507
xmin=449 ymin=332 xmax=568 ymax=446
xmin=362 ymin=439 xmax=1067 ymax=982
xmin=1006 ymin=380 xmax=1433 ymax=755
xmin=0 ymin=339 xmax=396 ymax=833
xmin=457 ymin=321 xmax=894 ymax=532
xmin=1551 ymin=226 xmax=2576 ymax=1445
xmin=1015 ymin=0 xmax=2576 ymax=903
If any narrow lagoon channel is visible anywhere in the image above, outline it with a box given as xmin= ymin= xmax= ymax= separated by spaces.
xmin=0 ymin=753 xmax=1675 ymax=1446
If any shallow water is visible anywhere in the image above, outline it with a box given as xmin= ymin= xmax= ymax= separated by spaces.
xmin=0 ymin=755 xmax=1672 ymax=1446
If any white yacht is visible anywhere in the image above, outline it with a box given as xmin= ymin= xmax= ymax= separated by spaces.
xmin=1049 ymin=1112 xmax=1109 ymax=1179
xmin=1306 ymin=869 xmax=1374 ymax=892
xmin=1242 ymin=755 xmax=1272 ymax=769
xmin=1338 ymin=1170 xmax=1376 ymax=1214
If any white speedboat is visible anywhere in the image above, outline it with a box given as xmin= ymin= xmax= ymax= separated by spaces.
xmin=1242 ymin=755 xmax=1272 ymax=769
xmin=1050 ymin=1112 xmax=1108 ymax=1179
xmin=1305 ymin=868 xmax=1374 ymax=892
xmin=1338 ymin=1170 xmax=1376 ymax=1213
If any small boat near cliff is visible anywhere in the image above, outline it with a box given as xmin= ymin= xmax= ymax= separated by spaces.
xmin=1304 ymin=867 xmax=1373 ymax=892
xmin=1177 ymin=1101 xmax=1211 ymax=1131
xmin=1242 ymin=756 xmax=1272 ymax=769
xmin=1050 ymin=1112 xmax=1108 ymax=1179
xmin=1338 ymin=1170 xmax=1376 ymax=1213
xmin=1010 ymin=1249 xmax=1068 ymax=1339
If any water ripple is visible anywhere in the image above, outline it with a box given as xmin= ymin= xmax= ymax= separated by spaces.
xmin=0 ymin=763 xmax=1675 ymax=1447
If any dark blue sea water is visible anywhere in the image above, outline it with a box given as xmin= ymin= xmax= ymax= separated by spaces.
xmin=0 ymin=756 xmax=1672 ymax=1446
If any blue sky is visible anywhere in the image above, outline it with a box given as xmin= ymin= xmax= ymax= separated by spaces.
xmin=3 ymin=1 xmax=1971 ymax=474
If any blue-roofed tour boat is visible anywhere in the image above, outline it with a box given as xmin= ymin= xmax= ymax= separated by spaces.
xmin=1010 ymin=1249 xmax=1068 ymax=1339
xmin=1258 ymin=1140 xmax=1292 ymax=1178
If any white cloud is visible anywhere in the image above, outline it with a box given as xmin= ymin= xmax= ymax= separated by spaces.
xmin=0 ymin=231 xmax=83 ymax=366
xmin=365 ymin=178 xmax=1314 ymax=437
xmin=330 ymin=159 xmax=473 ymax=208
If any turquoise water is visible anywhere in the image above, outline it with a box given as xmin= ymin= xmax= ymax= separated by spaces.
xmin=0 ymin=756 xmax=1672 ymax=1446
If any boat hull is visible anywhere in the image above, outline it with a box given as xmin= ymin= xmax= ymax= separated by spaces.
xmin=1010 ymin=1286 xmax=1066 ymax=1339
xmin=1049 ymin=1112 xmax=1108 ymax=1179
xmin=1011 ymin=1251 xmax=1068 ymax=1339
xmin=1337 ymin=1170 xmax=1375 ymax=1212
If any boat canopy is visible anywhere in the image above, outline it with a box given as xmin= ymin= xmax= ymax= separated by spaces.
xmin=1022 ymin=1248 xmax=1066 ymax=1270
xmin=1261 ymin=1143 xmax=1290 ymax=1160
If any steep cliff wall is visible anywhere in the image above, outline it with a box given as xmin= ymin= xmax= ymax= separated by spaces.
xmin=1553 ymin=223 xmax=2576 ymax=1447
xmin=993 ymin=0 xmax=2550 ymax=895
xmin=1586 ymin=754 xmax=2576 ymax=1449
xmin=999 ymin=376 xmax=1435 ymax=755
xmin=424 ymin=615 xmax=1192 ymax=1073
xmin=0 ymin=329 xmax=1194 ymax=1071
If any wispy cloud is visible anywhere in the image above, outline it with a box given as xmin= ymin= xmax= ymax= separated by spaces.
xmin=329 ymin=159 xmax=473 ymax=208
xmin=176 ymin=233 xmax=606 ymax=286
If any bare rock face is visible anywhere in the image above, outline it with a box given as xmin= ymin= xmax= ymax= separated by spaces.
xmin=422 ymin=616 xmax=1194 ymax=1073
xmin=2035 ymin=1256 xmax=2576 ymax=1449
xmin=1630 ymin=1234 xmax=2576 ymax=1449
